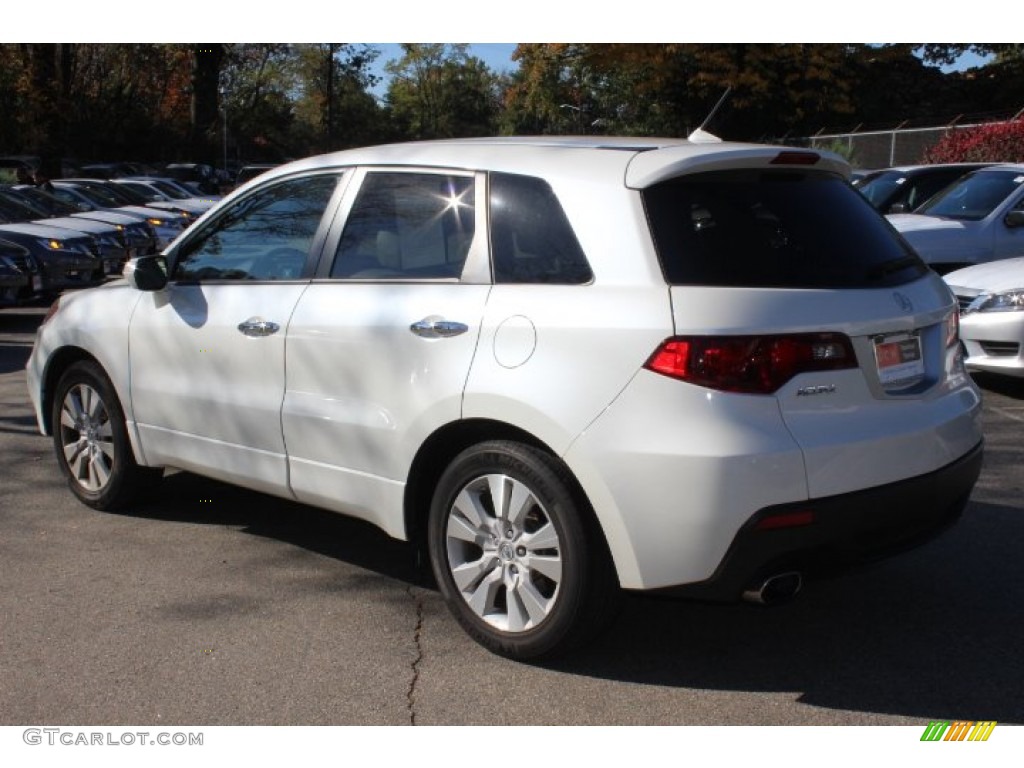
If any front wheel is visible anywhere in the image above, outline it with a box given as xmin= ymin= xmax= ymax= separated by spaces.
xmin=427 ymin=441 xmax=618 ymax=660
xmin=52 ymin=360 xmax=161 ymax=510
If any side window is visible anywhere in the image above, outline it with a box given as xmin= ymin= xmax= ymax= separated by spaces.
xmin=489 ymin=172 xmax=593 ymax=284
xmin=331 ymin=172 xmax=474 ymax=279
xmin=173 ymin=174 xmax=338 ymax=281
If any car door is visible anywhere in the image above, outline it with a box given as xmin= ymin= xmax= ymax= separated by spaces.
xmin=129 ymin=171 xmax=345 ymax=495
xmin=283 ymin=168 xmax=490 ymax=537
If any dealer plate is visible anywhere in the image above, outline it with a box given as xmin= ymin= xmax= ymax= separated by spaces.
xmin=874 ymin=333 xmax=924 ymax=387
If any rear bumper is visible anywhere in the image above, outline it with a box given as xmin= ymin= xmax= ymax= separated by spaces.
xmin=643 ymin=440 xmax=983 ymax=601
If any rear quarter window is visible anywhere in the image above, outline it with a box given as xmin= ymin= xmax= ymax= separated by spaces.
xmin=489 ymin=173 xmax=592 ymax=284
xmin=643 ymin=169 xmax=926 ymax=288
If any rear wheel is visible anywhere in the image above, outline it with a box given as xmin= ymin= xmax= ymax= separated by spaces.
xmin=428 ymin=440 xmax=618 ymax=660
xmin=52 ymin=360 xmax=161 ymax=510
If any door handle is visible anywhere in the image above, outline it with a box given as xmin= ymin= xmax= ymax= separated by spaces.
xmin=410 ymin=318 xmax=469 ymax=339
xmin=237 ymin=317 xmax=280 ymax=337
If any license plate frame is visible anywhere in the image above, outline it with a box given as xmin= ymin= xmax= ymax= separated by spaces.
xmin=874 ymin=333 xmax=925 ymax=388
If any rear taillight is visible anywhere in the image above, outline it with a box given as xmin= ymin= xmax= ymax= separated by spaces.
xmin=42 ymin=296 xmax=61 ymax=325
xmin=645 ymin=333 xmax=857 ymax=394
xmin=945 ymin=310 xmax=959 ymax=348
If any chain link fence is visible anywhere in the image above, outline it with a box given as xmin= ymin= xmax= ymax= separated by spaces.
xmin=793 ymin=110 xmax=1024 ymax=169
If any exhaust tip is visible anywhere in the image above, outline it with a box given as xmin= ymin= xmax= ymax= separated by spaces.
xmin=742 ymin=571 xmax=802 ymax=606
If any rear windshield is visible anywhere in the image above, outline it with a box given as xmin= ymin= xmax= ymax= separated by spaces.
xmin=643 ymin=169 xmax=926 ymax=288
xmin=856 ymin=170 xmax=905 ymax=207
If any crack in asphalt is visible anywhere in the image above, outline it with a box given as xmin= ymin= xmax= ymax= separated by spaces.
xmin=406 ymin=585 xmax=424 ymax=726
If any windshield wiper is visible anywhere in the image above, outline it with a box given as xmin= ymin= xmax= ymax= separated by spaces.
xmin=866 ymin=256 xmax=924 ymax=281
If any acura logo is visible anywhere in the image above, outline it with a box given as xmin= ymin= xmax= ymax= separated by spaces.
xmin=893 ymin=292 xmax=913 ymax=313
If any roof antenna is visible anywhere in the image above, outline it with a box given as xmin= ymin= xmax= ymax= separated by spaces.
xmin=688 ymin=87 xmax=731 ymax=143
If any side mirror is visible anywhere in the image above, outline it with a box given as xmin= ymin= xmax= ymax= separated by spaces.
xmin=888 ymin=202 xmax=908 ymax=214
xmin=1005 ymin=210 xmax=1024 ymax=228
xmin=125 ymin=255 xmax=168 ymax=291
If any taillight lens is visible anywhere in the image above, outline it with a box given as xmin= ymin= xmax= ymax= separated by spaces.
xmin=645 ymin=333 xmax=857 ymax=394
xmin=945 ymin=310 xmax=959 ymax=348
xmin=42 ymin=296 xmax=61 ymax=325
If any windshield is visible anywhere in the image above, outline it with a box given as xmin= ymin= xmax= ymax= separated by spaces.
xmin=151 ymin=180 xmax=190 ymax=199
xmin=856 ymin=170 xmax=907 ymax=207
xmin=67 ymin=184 xmax=122 ymax=207
xmin=17 ymin=187 xmax=80 ymax=215
xmin=92 ymin=183 xmax=144 ymax=205
xmin=643 ymin=169 xmax=926 ymax=288
xmin=119 ymin=182 xmax=163 ymax=201
xmin=918 ymin=169 xmax=1024 ymax=220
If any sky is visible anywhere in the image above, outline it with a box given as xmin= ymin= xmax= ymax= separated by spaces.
xmin=11 ymin=1 xmax=1006 ymax=47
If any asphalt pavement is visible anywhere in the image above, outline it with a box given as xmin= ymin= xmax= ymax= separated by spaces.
xmin=2 ymin=303 xmax=1022 ymax=726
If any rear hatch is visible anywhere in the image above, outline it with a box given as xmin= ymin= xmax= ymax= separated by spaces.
xmin=638 ymin=155 xmax=981 ymax=499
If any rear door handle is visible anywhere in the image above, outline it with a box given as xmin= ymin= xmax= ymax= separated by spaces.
xmin=410 ymin=318 xmax=469 ymax=339
xmin=237 ymin=317 xmax=280 ymax=337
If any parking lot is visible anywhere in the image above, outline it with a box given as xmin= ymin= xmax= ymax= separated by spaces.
xmin=1 ymin=302 xmax=1022 ymax=726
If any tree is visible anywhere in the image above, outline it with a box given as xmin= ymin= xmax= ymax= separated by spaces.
xmin=190 ymin=44 xmax=225 ymax=163
xmin=292 ymin=44 xmax=383 ymax=152
xmin=502 ymin=44 xmax=859 ymax=140
xmin=385 ymin=44 xmax=499 ymax=139
xmin=219 ymin=44 xmax=299 ymax=162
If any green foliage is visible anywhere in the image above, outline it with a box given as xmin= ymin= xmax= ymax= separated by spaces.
xmin=292 ymin=44 xmax=385 ymax=152
xmin=502 ymin=43 xmax=860 ymax=140
xmin=820 ymin=139 xmax=858 ymax=165
xmin=385 ymin=44 xmax=499 ymax=139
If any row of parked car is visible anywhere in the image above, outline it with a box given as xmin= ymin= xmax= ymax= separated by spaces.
xmin=0 ymin=177 xmax=219 ymax=306
xmin=854 ymin=162 xmax=1024 ymax=378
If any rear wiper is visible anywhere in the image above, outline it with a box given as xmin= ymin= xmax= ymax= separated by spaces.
xmin=866 ymin=256 xmax=923 ymax=281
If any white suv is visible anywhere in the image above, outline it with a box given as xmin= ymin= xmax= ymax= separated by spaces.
xmin=26 ymin=137 xmax=984 ymax=659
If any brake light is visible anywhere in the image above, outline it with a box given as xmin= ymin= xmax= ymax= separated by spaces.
xmin=770 ymin=151 xmax=820 ymax=166
xmin=755 ymin=510 xmax=815 ymax=530
xmin=42 ymin=296 xmax=61 ymax=325
xmin=945 ymin=310 xmax=959 ymax=348
xmin=645 ymin=333 xmax=857 ymax=394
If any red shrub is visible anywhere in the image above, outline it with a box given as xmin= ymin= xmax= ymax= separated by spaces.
xmin=923 ymin=119 xmax=1024 ymax=163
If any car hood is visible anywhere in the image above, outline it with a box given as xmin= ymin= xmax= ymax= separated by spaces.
xmin=887 ymin=213 xmax=991 ymax=264
xmin=944 ymin=256 xmax=1024 ymax=292
xmin=146 ymin=200 xmax=209 ymax=214
xmin=37 ymin=217 xmax=115 ymax=236
xmin=72 ymin=211 xmax=143 ymax=226
xmin=0 ymin=221 xmax=93 ymax=240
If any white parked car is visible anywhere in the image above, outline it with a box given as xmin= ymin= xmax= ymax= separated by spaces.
xmin=945 ymin=257 xmax=1024 ymax=376
xmin=26 ymin=137 xmax=984 ymax=659
xmin=889 ymin=165 xmax=1024 ymax=274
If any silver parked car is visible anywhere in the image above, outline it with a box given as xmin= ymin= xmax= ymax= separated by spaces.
xmin=945 ymin=257 xmax=1024 ymax=377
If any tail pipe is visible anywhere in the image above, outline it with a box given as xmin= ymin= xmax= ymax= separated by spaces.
xmin=742 ymin=571 xmax=802 ymax=606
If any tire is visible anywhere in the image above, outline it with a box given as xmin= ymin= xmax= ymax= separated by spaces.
xmin=51 ymin=360 xmax=161 ymax=510
xmin=427 ymin=440 xmax=618 ymax=660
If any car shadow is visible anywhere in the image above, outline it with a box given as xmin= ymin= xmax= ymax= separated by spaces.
xmin=548 ymin=498 xmax=1024 ymax=723
xmin=125 ymin=470 xmax=423 ymax=587
xmin=972 ymin=371 xmax=1024 ymax=400
xmin=122 ymin=472 xmax=1023 ymax=724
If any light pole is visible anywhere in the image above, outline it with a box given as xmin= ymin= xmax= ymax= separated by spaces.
xmin=219 ymin=87 xmax=228 ymax=174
